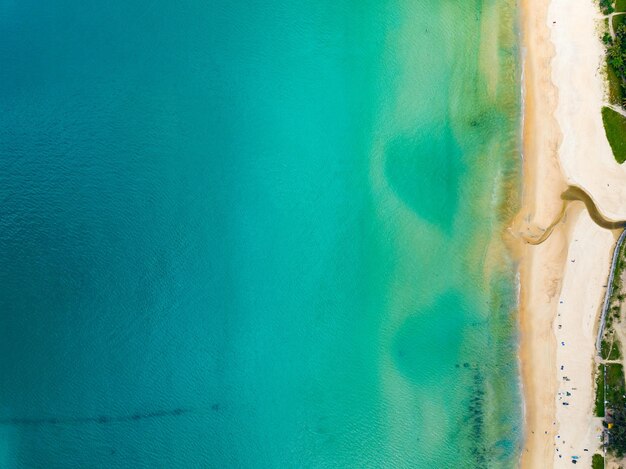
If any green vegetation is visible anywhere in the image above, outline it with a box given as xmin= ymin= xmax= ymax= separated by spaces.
xmin=606 ymin=363 xmax=626 ymax=404
xmin=606 ymin=24 xmax=626 ymax=107
xmin=610 ymin=245 xmax=626 ymax=303
xmin=602 ymin=0 xmax=615 ymax=14
xmin=595 ymin=242 xmax=626 ymax=460
xmin=605 ymin=364 xmax=626 ymax=456
xmin=595 ymin=237 xmax=626 ymax=460
xmin=597 ymin=364 xmax=606 ymax=417
xmin=602 ymin=106 xmax=626 ymax=164
xmin=615 ymin=13 xmax=626 ymax=33
xmin=611 ymin=246 xmax=626 ymax=302
xmin=607 ymin=303 xmax=618 ymax=330
xmin=609 ymin=407 xmax=626 ymax=457
xmin=602 ymin=338 xmax=622 ymax=359
xmin=602 ymin=24 xmax=626 ymax=163
xmin=592 ymin=453 xmax=604 ymax=469
xmin=617 ymin=0 xmax=626 ymax=12
xmin=596 ymin=363 xmax=625 ymax=416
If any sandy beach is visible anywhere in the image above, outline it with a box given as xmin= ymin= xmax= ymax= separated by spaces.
xmin=551 ymin=206 xmax=614 ymax=467
xmin=518 ymin=0 xmax=626 ymax=466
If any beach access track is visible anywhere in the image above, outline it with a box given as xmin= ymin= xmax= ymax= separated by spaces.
xmin=596 ymin=228 xmax=626 ymax=354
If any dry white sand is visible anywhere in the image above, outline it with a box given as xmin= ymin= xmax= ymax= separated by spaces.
xmin=519 ymin=0 xmax=626 ymax=467
xmin=549 ymin=0 xmax=626 ymax=222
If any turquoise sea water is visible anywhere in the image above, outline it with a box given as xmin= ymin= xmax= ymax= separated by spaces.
xmin=0 ymin=0 xmax=521 ymax=467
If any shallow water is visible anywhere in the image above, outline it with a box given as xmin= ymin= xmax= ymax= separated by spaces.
xmin=0 ymin=0 xmax=521 ymax=467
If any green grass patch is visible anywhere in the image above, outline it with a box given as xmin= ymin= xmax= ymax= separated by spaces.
xmin=602 ymin=338 xmax=622 ymax=359
xmin=602 ymin=106 xmax=626 ymax=164
xmin=617 ymin=0 xmax=626 ymax=12
xmin=593 ymin=453 xmax=605 ymax=469
xmin=597 ymin=364 xmax=606 ymax=417
xmin=606 ymin=363 xmax=626 ymax=406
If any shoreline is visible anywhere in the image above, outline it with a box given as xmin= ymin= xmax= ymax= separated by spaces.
xmin=516 ymin=0 xmax=565 ymax=463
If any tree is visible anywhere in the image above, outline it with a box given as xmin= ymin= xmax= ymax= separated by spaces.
xmin=600 ymin=0 xmax=615 ymax=14
xmin=609 ymin=406 xmax=626 ymax=457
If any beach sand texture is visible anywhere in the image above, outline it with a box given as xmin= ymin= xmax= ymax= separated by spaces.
xmin=519 ymin=0 xmax=626 ymax=467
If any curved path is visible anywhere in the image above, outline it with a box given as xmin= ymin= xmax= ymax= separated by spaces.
xmin=605 ymin=103 xmax=626 ymax=117
xmin=596 ymin=228 xmax=626 ymax=354
xmin=605 ymin=12 xmax=626 ymax=39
